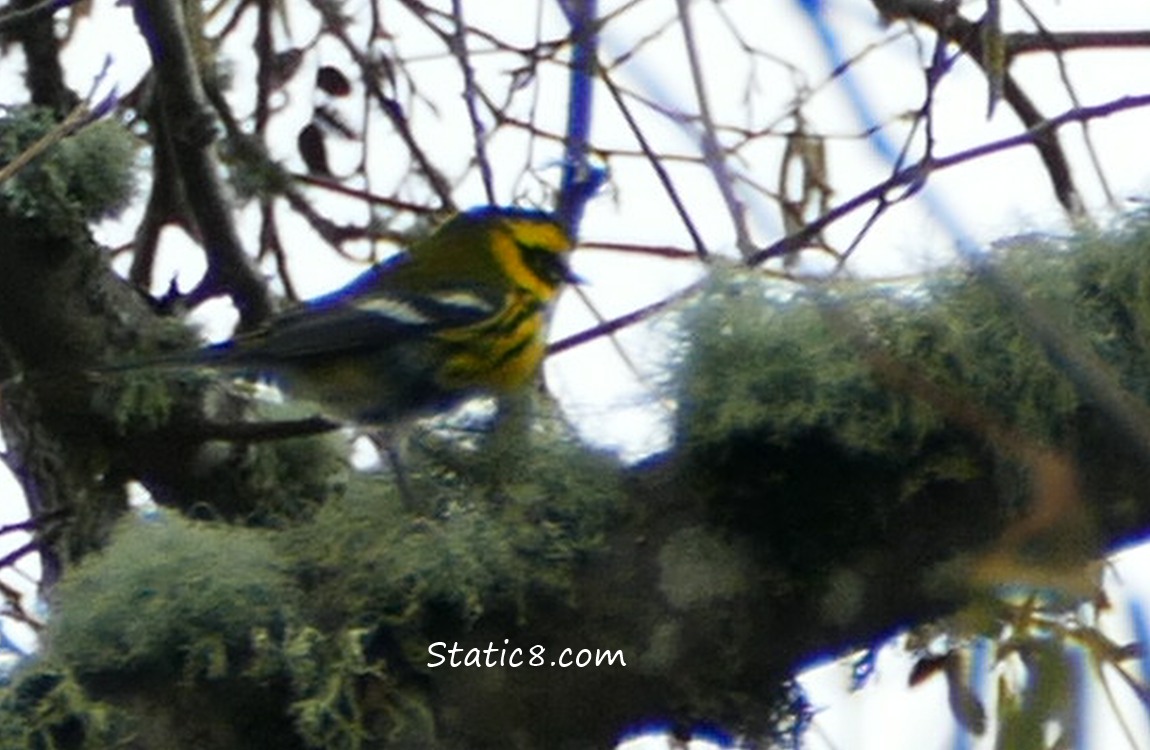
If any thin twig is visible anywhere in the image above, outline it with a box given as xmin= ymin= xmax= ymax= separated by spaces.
xmin=0 ymin=100 xmax=89 ymax=186
xmin=0 ymin=540 xmax=38 ymax=571
xmin=873 ymin=0 xmax=1083 ymax=214
xmin=675 ymin=0 xmax=751 ymax=257
xmin=748 ymin=92 xmax=1150 ymax=266
xmin=314 ymin=0 xmax=456 ymax=210
xmin=451 ymin=0 xmax=495 ymax=204
xmin=600 ymin=69 xmax=709 ymax=258
xmin=151 ymin=415 xmax=343 ymax=442
xmin=569 ymin=285 xmax=649 ymax=391
xmin=836 ymin=15 xmax=953 ymax=268
xmin=1016 ymin=0 xmax=1115 ymax=212
xmin=549 ymin=279 xmax=705 ymax=355
xmin=1008 ymin=29 xmax=1150 ymax=57
xmin=292 ymin=173 xmax=435 ymax=216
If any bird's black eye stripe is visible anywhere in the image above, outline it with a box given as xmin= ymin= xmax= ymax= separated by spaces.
xmin=516 ymin=241 xmax=574 ymax=287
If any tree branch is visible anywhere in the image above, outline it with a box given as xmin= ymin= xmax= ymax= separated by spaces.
xmin=749 ymin=92 xmax=1150 ymax=266
xmin=132 ymin=0 xmax=273 ymax=327
xmin=872 ymin=0 xmax=1084 ymax=213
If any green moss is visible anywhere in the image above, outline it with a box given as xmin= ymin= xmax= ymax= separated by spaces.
xmin=285 ymin=429 xmax=623 ymax=631
xmin=91 ymin=368 xmax=188 ymax=436
xmin=91 ymin=371 xmax=349 ymax=522
xmin=265 ymin=429 xmax=622 ymax=744
xmin=679 ymin=216 xmax=1150 ymax=463
xmin=0 ymin=107 xmax=138 ymax=227
xmin=0 ymin=664 xmax=132 ymax=750
xmin=672 ymin=214 xmax=1150 ymax=576
xmin=221 ymin=133 xmax=294 ymax=201
xmin=48 ymin=515 xmax=297 ymax=680
xmin=264 ymin=428 xmax=622 ymax=749
xmin=283 ymin=626 xmax=436 ymax=750
xmin=677 ymin=277 xmax=944 ymax=457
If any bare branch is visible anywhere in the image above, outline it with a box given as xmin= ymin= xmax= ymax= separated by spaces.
xmin=675 ymin=0 xmax=752 ymax=256
xmin=133 ymin=0 xmax=273 ymax=326
xmin=601 ymin=68 xmax=709 ymax=258
xmin=750 ymin=92 xmax=1150 ymax=266
xmin=872 ymin=0 xmax=1085 ymax=214
xmin=450 ymin=0 xmax=496 ymax=204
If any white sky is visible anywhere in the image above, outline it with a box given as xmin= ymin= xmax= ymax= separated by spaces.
xmin=4 ymin=0 xmax=1150 ymax=747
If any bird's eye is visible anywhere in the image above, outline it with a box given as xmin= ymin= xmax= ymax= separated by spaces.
xmin=516 ymin=242 xmax=577 ymax=287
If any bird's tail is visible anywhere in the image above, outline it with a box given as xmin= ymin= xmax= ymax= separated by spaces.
xmin=88 ymin=342 xmax=237 ymax=375
xmin=0 ymin=342 xmax=238 ymax=396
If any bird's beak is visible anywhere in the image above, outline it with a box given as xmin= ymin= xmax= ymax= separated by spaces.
xmin=559 ymin=256 xmax=586 ymax=285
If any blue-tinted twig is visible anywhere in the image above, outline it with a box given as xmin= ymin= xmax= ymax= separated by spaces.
xmin=556 ymin=0 xmax=606 ymax=238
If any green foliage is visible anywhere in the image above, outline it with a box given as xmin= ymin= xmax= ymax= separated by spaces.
xmin=283 ymin=627 xmax=375 ymax=749
xmin=282 ymin=626 xmax=436 ymax=750
xmin=678 ymin=276 xmax=944 ymax=458
xmin=220 ymin=132 xmax=294 ymax=201
xmin=0 ymin=107 xmax=138 ymax=226
xmin=48 ymin=514 xmax=297 ymax=680
xmin=672 ymin=215 xmax=1150 ymax=579
xmin=1028 ymin=220 xmax=1150 ymax=398
xmin=996 ymin=638 xmax=1078 ymax=750
xmin=0 ymin=665 xmax=131 ymax=750
xmin=678 ymin=218 xmax=1150 ymax=464
xmin=285 ymin=429 xmax=623 ymax=632
xmin=673 ymin=273 xmax=966 ymax=575
xmin=90 ymin=369 xmax=192 ymax=436
xmin=19 ymin=407 xmax=620 ymax=747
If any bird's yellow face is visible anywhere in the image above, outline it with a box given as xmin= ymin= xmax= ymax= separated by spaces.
xmin=402 ymin=208 xmax=576 ymax=301
xmin=488 ymin=214 xmax=576 ymax=302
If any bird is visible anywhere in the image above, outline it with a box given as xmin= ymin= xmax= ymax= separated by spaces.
xmin=128 ymin=206 xmax=578 ymax=425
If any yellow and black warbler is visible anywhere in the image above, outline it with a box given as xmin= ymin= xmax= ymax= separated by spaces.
xmin=148 ymin=206 xmax=577 ymax=424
